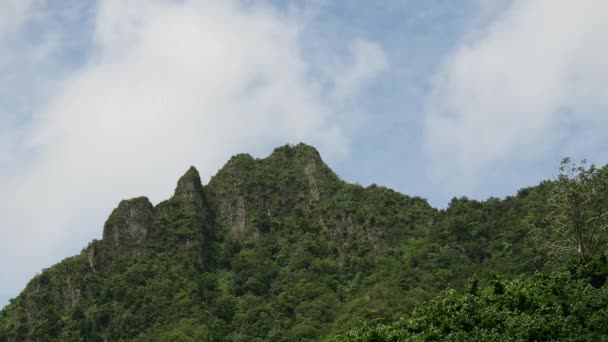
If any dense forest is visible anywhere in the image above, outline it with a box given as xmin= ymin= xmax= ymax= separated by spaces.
xmin=1 ymin=144 xmax=607 ymax=341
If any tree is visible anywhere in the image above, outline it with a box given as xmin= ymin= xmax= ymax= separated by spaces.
xmin=545 ymin=158 xmax=608 ymax=263
xmin=331 ymin=271 xmax=608 ymax=341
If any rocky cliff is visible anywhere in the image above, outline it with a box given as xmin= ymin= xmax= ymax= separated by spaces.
xmin=0 ymin=143 xmax=552 ymax=341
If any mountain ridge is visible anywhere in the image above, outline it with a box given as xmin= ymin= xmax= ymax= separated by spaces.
xmin=0 ymin=143 xmax=571 ymax=341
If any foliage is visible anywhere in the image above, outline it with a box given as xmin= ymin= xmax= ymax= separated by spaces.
xmin=0 ymin=144 xmax=606 ymax=341
xmin=332 ymin=261 xmax=608 ymax=341
xmin=542 ymin=158 xmax=608 ymax=263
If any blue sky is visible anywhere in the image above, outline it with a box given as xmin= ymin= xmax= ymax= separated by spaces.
xmin=2 ymin=0 xmax=608 ymax=308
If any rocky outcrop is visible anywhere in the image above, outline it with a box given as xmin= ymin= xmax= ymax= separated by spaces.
xmin=304 ymin=158 xmax=321 ymax=201
xmin=205 ymin=143 xmax=341 ymax=240
xmin=174 ymin=166 xmax=211 ymax=217
xmin=102 ymin=197 xmax=154 ymax=249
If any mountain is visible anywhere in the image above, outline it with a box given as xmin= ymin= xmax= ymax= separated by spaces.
xmin=0 ymin=143 xmax=604 ymax=341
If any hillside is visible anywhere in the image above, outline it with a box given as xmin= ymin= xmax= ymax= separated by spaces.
xmin=0 ymin=143 xmax=602 ymax=341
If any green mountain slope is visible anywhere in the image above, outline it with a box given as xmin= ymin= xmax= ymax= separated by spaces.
xmin=0 ymin=143 xmax=583 ymax=341
xmin=332 ymin=267 xmax=608 ymax=341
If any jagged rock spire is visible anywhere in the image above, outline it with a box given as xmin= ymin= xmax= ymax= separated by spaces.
xmin=102 ymin=196 xmax=153 ymax=248
xmin=174 ymin=166 xmax=209 ymax=213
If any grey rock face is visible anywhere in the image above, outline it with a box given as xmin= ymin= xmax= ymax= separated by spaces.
xmin=174 ymin=166 xmax=210 ymax=215
xmin=102 ymin=197 xmax=153 ymax=249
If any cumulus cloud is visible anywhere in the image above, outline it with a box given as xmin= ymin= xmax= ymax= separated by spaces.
xmin=0 ymin=0 xmax=32 ymax=43
xmin=0 ymin=1 xmax=84 ymax=172
xmin=424 ymin=0 xmax=608 ymax=190
xmin=0 ymin=0 xmax=35 ymax=167
xmin=332 ymin=39 xmax=389 ymax=103
xmin=0 ymin=0 xmax=386 ymax=305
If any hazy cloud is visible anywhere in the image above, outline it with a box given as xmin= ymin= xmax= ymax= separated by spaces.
xmin=332 ymin=39 xmax=389 ymax=103
xmin=424 ymin=0 xmax=608 ymax=190
xmin=0 ymin=0 xmax=386 ymax=305
xmin=0 ymin=0 xmax=35 ymax=168
xmin=0 ymin=0 xmax=33 ymax=43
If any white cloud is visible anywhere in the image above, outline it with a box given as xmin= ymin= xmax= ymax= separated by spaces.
xmin=0 ymin=0 xmax=35 ymax=167
xmin=0 ymin=0 xmax=33 ymax=43
xmin=0 ymin=0 xmax=386 ymax=305
xmin=424 ymin=0 xmax=608 ymax=190
xmin=0 ymin=1 xmax=72 ymax=172
xmin=332 ymin=39 xmax=389 ymax=103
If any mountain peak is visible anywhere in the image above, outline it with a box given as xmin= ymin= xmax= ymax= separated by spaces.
xmin=5 ymin=143 xmax=588 ymax=342
xmin=174 ymin=166 xmax=208 ymax=211
xmin=102 ymin=196 xmax=153 ymax=249
xmin=267 ymin=143 xmax=322 ymax=161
